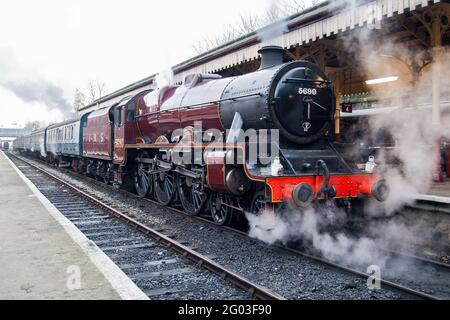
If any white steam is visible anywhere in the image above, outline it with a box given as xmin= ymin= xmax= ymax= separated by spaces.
xmin=156 ymin=67 xmax=174 ymax=88
xmin=155 ymin=50 xmax=175 ymax=87
xmin=246 ymin=203 xmax=433 ymax=271
xmin=40 ymin=137 xmax=46 ymax=158
xmin=257 ymin=20 xmax=288 ymax=46
xmin=344 ymin=28 xmax=450 ymax=214
xmin=247 ymin=24 xmax=450 ymax=272
xmin=257 ymin=1 xmax=288 ymax=46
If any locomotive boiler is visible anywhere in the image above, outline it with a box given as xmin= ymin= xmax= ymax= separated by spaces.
xmin=135 ymin=46 xmax=334 ymax=144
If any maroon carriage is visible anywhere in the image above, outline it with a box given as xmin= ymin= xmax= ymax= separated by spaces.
xmin=83 ymin=107 xmax=113 ymax=160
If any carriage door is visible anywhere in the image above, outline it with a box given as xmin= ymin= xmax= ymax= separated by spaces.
xmin=113 ymin=105 xmax=126 ymax=164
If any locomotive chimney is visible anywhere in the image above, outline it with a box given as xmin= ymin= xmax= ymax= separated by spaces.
xmin=258 ymin=46 xmax=285 ymax=70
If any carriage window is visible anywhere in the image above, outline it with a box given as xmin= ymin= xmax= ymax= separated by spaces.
xmin=114 ymin=107 xmax=121 ymax=127
xmin=121 ymin=107 xmax=126 ymax=125
xmin=127 ymin=109 xmax=134 ymax=121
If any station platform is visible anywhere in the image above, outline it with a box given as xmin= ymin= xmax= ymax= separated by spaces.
xmin=0 ymin=151 xmax=147 ymax=299
xmin=427 ymin=178 xmax=450 ymax=198
xmin=415 ymin=178 xmax=450 ymax=205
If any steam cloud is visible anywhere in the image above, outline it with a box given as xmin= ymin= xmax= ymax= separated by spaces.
xmin=2 ymin=80 xmax=73 ymax=118
xmin=257 ymin=19 xmax=288 ymax=46
xmin=344 ymin=27 xmax=450 ymax=215
xmin=246 ymin=204 xmax=433 ymax=273
xmin=0 ymin=47 xmax=74 ymax=120
xmin=257 ymin=1 xmax=288 ymax=46
xmin=156 ymin=67 xmax=174 ymax=88
xmin=247 ymin=17 xmax=450 ymax=272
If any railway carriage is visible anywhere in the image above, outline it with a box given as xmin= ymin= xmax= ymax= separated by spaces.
xmin=23 ymin=134 xmax=32 ymax=153
xmin=29 ymin=129 xmax=46 ymax=157
xmin=14 ymin=129 xmax=46 ymax=157
xmin=46 ymin=119 xmax=82 ymax=165
xmin=83 ymin=108 xmax=113 ymax=160
xmin=13 ymin=136 xmax=24 ymax=152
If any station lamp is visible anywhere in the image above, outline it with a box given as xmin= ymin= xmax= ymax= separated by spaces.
xmin=365 ymin=76 xmax=399 ymax=85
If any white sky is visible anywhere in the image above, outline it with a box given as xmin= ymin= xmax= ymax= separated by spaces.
xmin=0 ymin=0 xmax=317 ymax=127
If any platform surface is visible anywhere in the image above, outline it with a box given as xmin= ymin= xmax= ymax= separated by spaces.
xmin=427 ymin=178 xmax=450 ymax=198
xmin=0 ymin=151 xmax=146 ymax=299
xmin=415 ymin=178 xmax=450 ymax=205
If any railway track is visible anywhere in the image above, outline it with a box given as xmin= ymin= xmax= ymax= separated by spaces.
xmin=282 ymin=245 xmax=450 ymax=300
xmin=8 ymin=153 xmax=283 ymax=300
xmin=9 ymin=152 xmax=450 ymax=300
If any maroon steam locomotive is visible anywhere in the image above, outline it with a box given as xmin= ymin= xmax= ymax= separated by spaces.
xmin=21 ymin=46 xmax=389 ymax=225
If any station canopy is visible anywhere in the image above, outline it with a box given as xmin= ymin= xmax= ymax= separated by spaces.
xmin=82 ymin=0 xmax=449 ymax=115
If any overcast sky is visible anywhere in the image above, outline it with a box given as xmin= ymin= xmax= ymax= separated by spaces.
xmin=0 ymin=0 xmax=317 ymax=127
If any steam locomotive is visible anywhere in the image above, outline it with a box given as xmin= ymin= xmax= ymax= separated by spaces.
xmin=15 ymin=46 xmax=388 ymax=225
